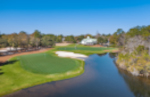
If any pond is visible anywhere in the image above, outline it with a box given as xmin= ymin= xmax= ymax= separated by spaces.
xmin=5 ymin=53 xmax=150 ymax=97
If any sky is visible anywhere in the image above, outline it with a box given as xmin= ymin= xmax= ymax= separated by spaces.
xmin=0 ymin=0 xmax=150 ymax=36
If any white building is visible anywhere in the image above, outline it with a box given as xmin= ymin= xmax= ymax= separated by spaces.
xmin=81 ymin=36 xmax=97 ymax=45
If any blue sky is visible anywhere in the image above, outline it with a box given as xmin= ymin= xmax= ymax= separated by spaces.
xmin=0 ymin=0 xmax=150 ymax=35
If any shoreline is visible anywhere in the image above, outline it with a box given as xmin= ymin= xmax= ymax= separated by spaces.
xmin=116 ymin=59 xmax=150 ymax=77
xmin=0 ymin=49 xmax=85 ymax=96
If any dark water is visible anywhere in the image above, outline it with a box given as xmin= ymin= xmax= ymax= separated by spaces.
xmin=5 ymin=53 xmax=150 ymax=97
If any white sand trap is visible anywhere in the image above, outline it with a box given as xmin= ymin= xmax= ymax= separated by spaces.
xmin=56 ymin=51 xmax=88 ymax=60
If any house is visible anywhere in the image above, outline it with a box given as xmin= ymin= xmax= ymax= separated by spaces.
xmin=81 ymin=36 xmax=97 ymax=45
xmin=0 ymin=47 xmax=23 ymax=56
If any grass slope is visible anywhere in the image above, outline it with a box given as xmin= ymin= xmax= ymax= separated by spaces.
xmin=0 ymin=50 xmax=84 ymax=96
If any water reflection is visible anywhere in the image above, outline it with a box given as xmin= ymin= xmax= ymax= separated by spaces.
xmin=97 ymin=53 xmax=107 ymax=56
xmin=109 ymin=53 xmax=118 ymax=58
xmin=117 ymin=65 xmax=150 ymax=97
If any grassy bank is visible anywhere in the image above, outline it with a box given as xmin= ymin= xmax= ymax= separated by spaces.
xmin=0 ymin=49 xmax=84 ymax=96
xmin=116 ymin=45 xmax=150 ymax=76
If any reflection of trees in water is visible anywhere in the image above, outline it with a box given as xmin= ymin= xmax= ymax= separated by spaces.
xmin=97 ymin=53 xmax=107 ymax=56
xmin=97 ymin=53 xmax=118 ymax=58
xmin=117 ymin=65 xmax=150 ymax=97
xmin=109 ymin=53 xmax=118 ymax=58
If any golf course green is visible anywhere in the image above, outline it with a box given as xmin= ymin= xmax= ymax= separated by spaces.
xmin=56 ymin=45 xmax=118 ymax=55
xmin=57 ymin=47 xmax=114 ymax=51
xmin=0 ymin=48 xmax=84 ymax=96
xmin=19 ymin=53 xmax=80 ymax=74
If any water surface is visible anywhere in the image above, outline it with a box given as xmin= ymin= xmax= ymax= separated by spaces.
xmin=5 ymin=53 xmax=150 ymax=97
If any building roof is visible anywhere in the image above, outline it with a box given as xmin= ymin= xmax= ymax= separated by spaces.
xmin=81 ymin=36 xmax=97 ymax=44
xmin=82 ymin=36 xmax=97 ymax=42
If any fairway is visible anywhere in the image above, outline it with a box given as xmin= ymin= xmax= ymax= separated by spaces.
xmin=57 ymin=47 xmax=114 ymax=51
xmin=18 ymin=53 xmax=80 ymax=74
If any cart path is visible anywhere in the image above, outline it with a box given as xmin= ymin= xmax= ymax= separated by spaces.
xmin=0 ymin=48 xmax=52 ymax=63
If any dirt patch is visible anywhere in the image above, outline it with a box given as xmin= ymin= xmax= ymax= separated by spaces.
xmin=0 ymin=48 xmax=52 ymax=63
xmin=104 ymin=49 xmax=120 ymax=52
xmin=112 ymin=49 xmax=120 ymax=53
xmin=90 ymin=44 xmax=103 ymax=47
xmin=56 ymin=43 xmax=72 ymax=46
xmin=104 ymin=50 xmax=110 ymax=52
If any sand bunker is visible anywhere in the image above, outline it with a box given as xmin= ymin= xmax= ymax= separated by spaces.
xmin=56 ymin=51 xmax=88 ymax=60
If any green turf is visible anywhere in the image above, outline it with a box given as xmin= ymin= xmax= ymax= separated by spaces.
xmin=56 ymin=44 xmax=118 ymax=55
xmin=57 ymin=47 xmax=114 ymax=51
xmin=0 ymin=51 xmax=84 ymax=96
xmin=18 ymin=53 xmax=80 ymax=74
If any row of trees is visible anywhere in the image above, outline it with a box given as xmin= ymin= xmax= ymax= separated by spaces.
xmin=0 ymin=30 xmax=115 ymax=51
xmin=1 ymin=25 xmax=149 ymax=51
xmin=109 ymin=25 xmax=150 ymax=47
xmin=109 ymin=29 xmax=125 ymax=47
xmin=64 ymin=34 xmax=110 ymax=44
xmin=0 ymin=30 xmax=58 ymax=51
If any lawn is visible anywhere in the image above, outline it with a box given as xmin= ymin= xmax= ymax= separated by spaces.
xmin=56 ymin=44 xmax=118 ymax=55
xmin=57 ymin=47 xmax=114 ymax=51
xmin=19 ymin=53 xmax=80 ymax=74
xmin=0 ymin=50 xmax=84 ymax=96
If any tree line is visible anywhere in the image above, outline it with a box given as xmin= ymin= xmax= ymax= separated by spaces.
xmin=109 ymin=25 xmax=150 ymax=47
xmin=0 ymin=30 xmax=58 ymax=51
xmin=0 ymin=31 xmax=112 ymax=51
xmin=1 ymin=25 xmax=149 ymax=50
xmin=2 ymin=28 xmax=132 ymax=52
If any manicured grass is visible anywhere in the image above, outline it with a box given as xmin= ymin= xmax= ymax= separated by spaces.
xmin=0 ymin=51 xmax=84 ymax=96
xmin=57 ymin=47 xmax=114 ymax=51
xmin=56 ymin=44 xmax=118 ymax=55
xmin=19 ymin=53 xmax=80 ymax=74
